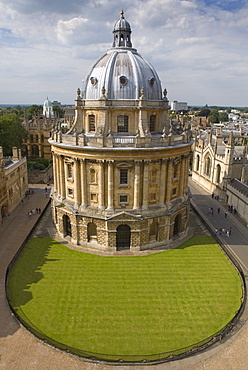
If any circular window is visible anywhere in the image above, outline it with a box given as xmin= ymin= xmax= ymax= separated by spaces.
xmin=149 ymin=77 xmax=155 ymax=87
xmin=119 ymin=76 xmax=127 ymax=85
xmin=90 ymin=77 xmax=98 ymax=85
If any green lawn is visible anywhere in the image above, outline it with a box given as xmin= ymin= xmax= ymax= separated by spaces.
xmin=7 ymin=236 xmax=243 ymax=360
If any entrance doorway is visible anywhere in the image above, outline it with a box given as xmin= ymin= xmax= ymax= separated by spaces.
xmin=173 ymin=214 xmax=180 ymax=236
xmin=63 ymin=215 xmax=72 ymax=237
xmin=116 ymin=224 xmax=131 ymax=251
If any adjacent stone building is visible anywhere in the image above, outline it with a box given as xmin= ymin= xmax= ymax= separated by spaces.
xmin=50 ymin=11 xmax=192 ymax=252
xmin=22 ymin=98 xmax=55 ymax=159
xmin=0 ymin=147 xmax=28 ymax=223
xmin=192 ymin=129 xmax=248 ymax=200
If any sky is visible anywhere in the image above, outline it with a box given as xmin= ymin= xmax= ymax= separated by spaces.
xmin=0 ymin=0 xmax=248 ymax=107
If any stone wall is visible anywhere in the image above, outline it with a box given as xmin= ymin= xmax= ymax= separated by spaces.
xmin=28 ymin=165 xmax=53 ymax=184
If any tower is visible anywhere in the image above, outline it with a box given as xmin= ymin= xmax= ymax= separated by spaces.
xmin=43 ymin=97 xmax=54 ymax=119
xmin=50 ymin=11 xmax=192 ymax=252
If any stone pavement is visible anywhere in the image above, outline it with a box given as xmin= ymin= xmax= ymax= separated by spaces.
xmin=0 ymin=183 xmax=248 ymax=369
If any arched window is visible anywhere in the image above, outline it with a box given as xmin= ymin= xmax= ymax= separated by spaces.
xmin=173 ymin=214 xmax=181 ymax=236
xmin=32 ymin=145 xmax=39 ymax=156
xmin=41 ymin=134 xmax=44 ymax=143
xmin=63 ymin=215 xmax=72 ymax=237
xmin=196 ymin=155 xmax=200 ymax=172
xmin=149 ymin=221 xmax=159 ymax=241
xmin=22 ymin=145 xmax=28 ymax=156
xmin=116 ymin=224 xmax=131 ymax=250
xmin=205 ymin=156 xmax=211 ymax=177
xmin=30 ymin=134 xmax=34 ymax=143
xmin=89 ymin=115 xmax=95 ymax=132
xmin=87 ymin=222 xmax=97 ymax=242
xmin=216 ymin=164 xmax=221 ymax=184
xmin=35 ymin=134 xmax=39 ymax=143
xmin=117 ymin=115 xmax=128 ymax=133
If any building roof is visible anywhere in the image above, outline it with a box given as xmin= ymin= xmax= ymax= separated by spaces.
xmin=229 ymin=178 xmax=248 ymax=198
xmin=83 ymin=11 xmax=163 ymax=101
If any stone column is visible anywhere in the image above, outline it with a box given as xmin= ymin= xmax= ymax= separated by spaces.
xmin=184 ymin=155 xmax=190 ymax=193
xmin=107 ymin=161 xmax=114 ymax=210
xmin=74 ymin=158 xmax=81 ymax=205
xmin=142 ymin=161 xmax=149 ymax=209
xmin=38 ymin=144 xmax=42 ymax=157
xmin=27 ymin=144 xmax=31 ymax=157
xmin=166 ymin=160 xmax=173 ymax=203
xmin=159 ymin=159 xmax=167 ymax=205
xmin=133 ymin=160 xmax=141 ymax=209
xmin=179 ymin=156 xmax=185 ymax=196
xmin=60 ymin=155 xmax=66 ymax=199
xmin=80 ymin=159 xmax=87 ymax=207
xmin=53 ymin=153 xmax=58 ymax=193
xmin=98 ymin=160 xmax=105 ymax=210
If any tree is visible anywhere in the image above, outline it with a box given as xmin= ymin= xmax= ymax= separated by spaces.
xmin=219 ymin=112 xmax=228 ymax=122
xmin=209 ymin=110 xmax=219 ymax=123
xmin=0 ymin=114 xmax=28 ymax=156
xmin=53 ymin=105 xmax=64 ymax=118
xmin=25 ymin=105 xmax=42 ymax=120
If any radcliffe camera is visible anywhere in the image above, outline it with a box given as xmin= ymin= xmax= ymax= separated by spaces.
xmin=1 ymin=3 xmax=248 ymax=369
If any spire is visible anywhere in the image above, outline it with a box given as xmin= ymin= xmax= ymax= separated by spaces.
xmin=112 ymin=11 xmax=132 ymax=48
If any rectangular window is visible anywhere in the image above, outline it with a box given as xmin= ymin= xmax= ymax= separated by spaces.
xmin=89 ymin=115 xmax=96 ymax=132
xmin=117 ymin=115 xmax=129 ymax=133
xmin=173 ymin=164 xmax=178 ymax=179
xmin=90 ymin=193 xmax=97 ymax=202
xmin=68 ymin=188 xmax=73 ymax=197
xmin=150 ymin=169 xmax=157 ymax=183
xmin=120 ymin=169 xmax=128 ymax=184
xmin=149 ymin=115 xmax=156 ymax=132
xmin=120 ymin=195 xmax=128 ymax=203
xmin=172 ymin=188 xmax=177 ymax=196
xmin=149 ymin=193 xmax=157 ymax=202
xmin=67 ymin=164 xmax=72 ymax=178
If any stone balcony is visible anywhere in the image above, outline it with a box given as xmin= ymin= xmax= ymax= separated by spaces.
xmin=50 ymin=131 xmax=192 ymax=149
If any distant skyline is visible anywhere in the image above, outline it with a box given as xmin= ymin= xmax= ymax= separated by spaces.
xmin=0 ymin=0 xmax=248 ymax=106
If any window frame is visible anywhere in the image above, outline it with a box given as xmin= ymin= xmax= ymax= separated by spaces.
xmin=117 ymin=115 xmax=129 ymax=133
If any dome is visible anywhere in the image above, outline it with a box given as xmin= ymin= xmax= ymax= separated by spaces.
xmin=113 ymin=10 xmax=131 ymax=31
xmin=83 ymin=12 xmax=162 ymax=101
xmin=43 ymin=97 xmax=53 ymax=107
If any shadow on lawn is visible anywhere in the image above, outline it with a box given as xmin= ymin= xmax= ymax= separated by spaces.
xmin=7 ymin=238 xmax=60 ymax=309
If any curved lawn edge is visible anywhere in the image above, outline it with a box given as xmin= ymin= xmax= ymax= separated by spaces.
xmin=6 ymin=236 xmax=246 ymax=364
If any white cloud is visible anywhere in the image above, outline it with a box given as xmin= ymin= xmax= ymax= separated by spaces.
xmin=0 ymin=0 xmax=248 ymax=105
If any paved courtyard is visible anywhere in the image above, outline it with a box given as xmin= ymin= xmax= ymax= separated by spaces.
xmin=0 ymin=183 xmax=248 ymax=369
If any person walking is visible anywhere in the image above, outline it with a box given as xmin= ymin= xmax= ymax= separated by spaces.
xmin=229 ymin=227 xmax=232 ymax=236
xmin=225 ymin=211 xmax=228 ymax=218
xmin=217 ymin=207 xmax=220 ymax=214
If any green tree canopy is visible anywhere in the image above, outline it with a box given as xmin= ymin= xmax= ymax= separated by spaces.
xmin=25 ymin=105 xmax=42 ymax=120
xmin=0 ymin=114 xmax=28 ymax=156
xmin=209 ymin=110 xmax=220 ymax=123
xmin=219 ymin=112 xmax=228 ymax=122
xmin=53 ymin=105 xmax=64 ymax=118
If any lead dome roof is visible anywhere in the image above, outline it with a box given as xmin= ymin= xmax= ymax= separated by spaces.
xmin=84 ymin=11 xmax=163 ymax=101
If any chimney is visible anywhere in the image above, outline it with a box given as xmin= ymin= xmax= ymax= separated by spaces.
xmin=12 ymin=147 xmax=18 ymax=161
